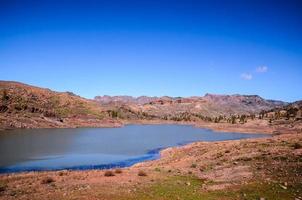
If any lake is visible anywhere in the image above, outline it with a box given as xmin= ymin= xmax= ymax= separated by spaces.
xmin=0 ymin=124 xmax=268 ymax=173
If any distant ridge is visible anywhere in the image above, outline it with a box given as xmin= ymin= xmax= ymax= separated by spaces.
xmin=94 ymin=93 xmax=287 ymax=117
xmin=0 ymin=80 xmax=291 ymax=129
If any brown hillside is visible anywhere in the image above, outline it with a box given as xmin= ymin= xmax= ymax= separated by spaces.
xmin=0 ymin=81 xmax=119 ymax=129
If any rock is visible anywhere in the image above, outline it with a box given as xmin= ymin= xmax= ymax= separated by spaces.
xmin=186 ymin=182 xmax=191 ymax=186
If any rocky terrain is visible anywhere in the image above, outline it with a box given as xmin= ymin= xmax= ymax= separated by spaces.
xmin=95 ymin=93 xmax=287 ymax=119
xmin=94 ymin=95 xmax=159 ymax=105
xmin=1 ymin=80 xmax=302 ymax=200
xmin=0 ymin=81 xmax=121 ymax=129
xmin=1 ymin=81 xmax=301 ymax=131
xmin=0 ymin=132 xmax=301 ymax=200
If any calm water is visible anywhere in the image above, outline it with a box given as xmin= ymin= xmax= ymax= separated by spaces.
xmin=0 ymin=124 xmax=268 ymax=173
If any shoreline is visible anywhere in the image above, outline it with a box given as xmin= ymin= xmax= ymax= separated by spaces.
xmin=123 ymin=119 xmax=276 ymax=134
xmin=0 ymin=128 xmax=301 ymax=199
xmin=0 ymin=118 xmax=279 ymax=135
xmin=0 ymin=130 xmax=302 ymax=200
xmin=0 ymin=124 xmax=270 ymax=174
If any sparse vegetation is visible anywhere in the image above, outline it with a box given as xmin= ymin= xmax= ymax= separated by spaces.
xmin=108 ymin=110 xmax=119 ymax=118
xmin=1 ymin=133 xmax=301 ymax=200
xmin=2 ymin=81 xmax=300 ymax=129
xmin=131 ymin=176 xmax=299 ymax=200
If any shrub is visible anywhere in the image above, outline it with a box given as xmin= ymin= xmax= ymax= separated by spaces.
xmin=1 ymin=90 xmax=9 ymax=101
xmin=41 ymin=177 xmax=55 ymax=184
xmin=292 ymin=143 xmax=302 ymax=149
xmin=58 ymin=171 xmax=68 ymax=176
xmin=104 ymin=170 xmax=115 ymax=177
xmin=138 ymin=170 xmax=147 ymax=176
xmin=239 ymin=157 xmax=252 ymax=161
xmin=190 ymin=163 xmax=197 ymax=168
xmin=154 ymin=167 xmax=161 ymax=172
xmin=114 ymin=169 xmax=122 ymax=174
xmin=0 ymin=182 xmax=7 ymax=192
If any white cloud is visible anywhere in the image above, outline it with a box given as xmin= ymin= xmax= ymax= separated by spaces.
xmin=256 ymin=66 xmax=268 ymax=73
xmin=240 ymin=73 xmax=253 ymax=80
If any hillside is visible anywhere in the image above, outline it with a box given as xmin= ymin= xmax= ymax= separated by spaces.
xmin=0 ymin=81 xmax=119 ymax=129
xmin=94 ymin=95 xmax=159 ymax=105
xmin=0 ymin=81 xmax=291 ymax=129
xmin=94 ymin=93 xmax=287 ymax=119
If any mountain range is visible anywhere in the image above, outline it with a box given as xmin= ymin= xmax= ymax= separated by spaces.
xmin=95 ymin=93 xmax=286 ymax=118
xmin=0 ymin=80 xmax=294 ymax=129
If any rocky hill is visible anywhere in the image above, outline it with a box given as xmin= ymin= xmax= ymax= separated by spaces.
xmin=94 ymin=95 xmax=159 ymax=105
xmin=261 ymin=100 xmax=302 ymax=122
xmin=0 ymin=81 xmax=290 ymax=129
xmin=0 ymin=81 xmax=119 ymax=129
xmin=95 ymin=93 xmax=287 ymax=119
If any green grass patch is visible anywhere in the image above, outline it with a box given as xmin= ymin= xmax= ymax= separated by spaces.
xmin=129 ymin=175 xmax=301 ymax=200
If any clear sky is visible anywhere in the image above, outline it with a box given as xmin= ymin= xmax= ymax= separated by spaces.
xmin=0 ymin=0 xmax=301 ymax=102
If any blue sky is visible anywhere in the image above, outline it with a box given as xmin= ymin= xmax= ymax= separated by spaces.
xmin=0 ymin=0 xmax=301 ymax=102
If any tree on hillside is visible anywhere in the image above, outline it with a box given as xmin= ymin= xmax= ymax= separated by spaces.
xmin=230 ymin=115 xmax=236 ymax=124
xmin=239 ymin=115 xmax=247 ymax=124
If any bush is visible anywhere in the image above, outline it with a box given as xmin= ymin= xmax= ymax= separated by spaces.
xmin=190 ymin=163 xmax=197 ymax=168
xmin=58 ymin=171 xmax=68 ymax=176
xmin=154 ymin=167 xmax=161 ymax=172
xmin=138 ymin=170 xmax=147 ymax=176
xmin=0 ymin=182 xmax=7 ymax=192
xmin=238 ymin=157 xmax=252 ymax=161
xmin=292 ymin=143 xmax=302 ymax=149
xmin=114 ymin=169 xmax=122 ymax=174
xmin=104 ymin=170 xmax=115 ymax=177
xmin=41 ymin=177 xmax=55 ymax=184
xmin=1 ymin=90 xmax=9 ymax=101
